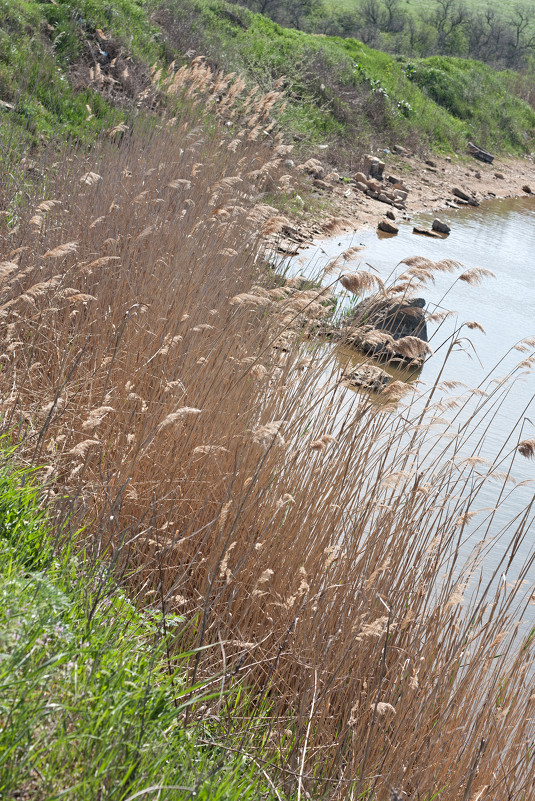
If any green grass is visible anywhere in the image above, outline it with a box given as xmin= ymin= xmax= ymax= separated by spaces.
xmin=0 ymin=454 xmax=286 ymax=800
xmin=1 ymin=0 xmax=535 ymax=165
xmin=179 ymin=0 xmax=535 ymax=152
xmin=0 ymin=0 xmax=122 ymax=150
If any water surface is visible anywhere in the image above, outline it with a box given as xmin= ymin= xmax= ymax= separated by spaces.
xmin=284 ymin=195 xmax=535 ymax=591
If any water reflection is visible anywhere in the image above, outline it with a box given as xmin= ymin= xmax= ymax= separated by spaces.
xmin=284 ymin=195 xmax=535 ymax=591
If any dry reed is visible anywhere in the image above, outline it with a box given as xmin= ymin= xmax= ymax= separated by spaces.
xmin=1 ymin=60 xmax=535 ymax=801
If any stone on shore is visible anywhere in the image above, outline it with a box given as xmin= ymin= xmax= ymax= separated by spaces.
xmin=298 ymin=159 xmax=325 ymax=179
xmin=363 ymin=155 xmax=385 ymax=179
xmin=452 ymin=187 xmax=470 ymax=202
xmin=378 ymin=219 xmax=399 ymax=234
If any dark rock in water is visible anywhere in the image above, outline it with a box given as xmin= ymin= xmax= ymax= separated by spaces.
xmin=342 ymin=364 xmax=391 ymax=392
xmin=432 ymin=218 xmax=451 ymax=234
xmin=344 ymin=296 xmax=429 ymax=365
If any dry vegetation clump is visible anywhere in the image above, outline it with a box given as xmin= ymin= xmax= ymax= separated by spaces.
xmin=1 ymin=67 xmax=535 ymax=801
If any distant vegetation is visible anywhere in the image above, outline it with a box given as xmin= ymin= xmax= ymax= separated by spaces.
xmin=229 ymin=0 xmax=535 ymax=69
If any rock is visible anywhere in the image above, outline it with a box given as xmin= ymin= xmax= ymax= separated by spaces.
xmin=344 ymin=296 xmax=428 ymax=365
xmin=452 ymin=187 xmax=470 ymax=201
xmin=342 ymin=364 xmax=391 ymax=393
xmin=363 ymin=155 xmax=385 ymax=179
xmin=452 ymin=187 xmax=479 ymax=206
xmin=394 ymin=189 xmax=408 ymax=201
xmin=377 ymin=192 xmax=393 ymax=205
xmin=431 ymin=218 xmax=451 ymax=234
xmin=386 ymin=210 xmax=396 ymax=220
xmin=284 ymin=159 xmax=295 ymax=169
xmin=522 ymin=184 xmax=532 ymax=194
xmin=425 ymin=159 xmax=437 ymax=167
xmin=413 ymin=226 xmax=441 ymax=238
xmin=355 ymin=181 xmax=368 ymax=193
xmin=494 ymin=172 xmax=505 ymax=179
xmin=354 ymin=171 xmax=367 ymax=184
xmin=313 ymin=179 xmax=332 ymax=192
xmin=366 ymin=178 xmax=383 ymax=192
xmin=387 ymin=175 xmax=402 ymax=185
xmin=366 ymin=190 xmax=379 ymax=200
xmin=393 ymin=144 xmax=410 ymax=156
xmin=299 ymin=159 xmax=325 ymax=179
xmin=378 ymin=219 xmax=398 ymax=234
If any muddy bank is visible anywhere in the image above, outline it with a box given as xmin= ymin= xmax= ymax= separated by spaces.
xmin=276 ymin=148 xmax=535 ymax=251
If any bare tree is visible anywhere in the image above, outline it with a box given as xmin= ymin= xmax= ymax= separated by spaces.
xmin=509 ymin=3 xmax=535 ymax=56
xmin=360 ymin=0 xmax=385 ymax=28
xmin=383 ymin=0 xmax=406 ymax=33
xmin=430 ymin=0 xmax=469 ymax=53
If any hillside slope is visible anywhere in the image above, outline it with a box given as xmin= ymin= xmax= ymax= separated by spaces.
xmin=1 ymin=0 xmax=535 ymax=167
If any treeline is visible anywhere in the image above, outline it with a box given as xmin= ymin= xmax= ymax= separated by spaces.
xmin=228 ymin=0 xmax=535 ymax=69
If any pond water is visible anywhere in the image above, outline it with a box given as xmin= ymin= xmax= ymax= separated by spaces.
xmin=283 ymin=195 xmax=535 ymax=594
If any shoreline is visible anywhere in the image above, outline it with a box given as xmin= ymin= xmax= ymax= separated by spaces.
xmin=288 ymin=149 xmax=535 ymax=247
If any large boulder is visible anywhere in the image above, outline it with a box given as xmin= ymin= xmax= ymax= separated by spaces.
xmin=344 ymin=296 xmax=430 ymax=366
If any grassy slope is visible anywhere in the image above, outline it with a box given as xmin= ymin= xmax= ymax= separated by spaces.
xmin=187 ymin=0 xmax=535 ymax=151
xmin=1 ymin=0 xmax=535 ymax=161
xmin=0 ymin=457 xmax=284 ymax=800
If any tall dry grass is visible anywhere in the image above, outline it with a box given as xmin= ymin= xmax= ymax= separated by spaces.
xmin=1 ymin=61 xmax=535 ymax=800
